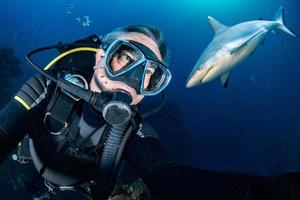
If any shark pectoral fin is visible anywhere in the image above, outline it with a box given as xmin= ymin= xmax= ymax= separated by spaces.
xmin=220 ymin=72 xmax=230 ymax=88
xmin=227 ymin=28 xmax=268 ymax=55
xmin=208 ymin=16 xmax=228 ymax=35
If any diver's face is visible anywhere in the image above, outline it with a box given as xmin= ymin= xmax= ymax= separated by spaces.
xmin=90 ymin=32 xmax=162 ymax=105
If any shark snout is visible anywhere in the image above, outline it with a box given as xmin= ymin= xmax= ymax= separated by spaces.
xmin=186 ymin=77 xmax=198 ymax=88
xmin=186 ymin=71 xmax=201 ymax=88
xmin=186 ymin=67 xmax=210 ymax=88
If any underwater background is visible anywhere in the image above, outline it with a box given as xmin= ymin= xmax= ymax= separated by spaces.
xmin=0 ymin=0 xmax=300 ymax=199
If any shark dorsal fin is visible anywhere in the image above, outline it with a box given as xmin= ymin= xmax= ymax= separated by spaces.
xmin=208 ymin=16 xmax=227 ymax=35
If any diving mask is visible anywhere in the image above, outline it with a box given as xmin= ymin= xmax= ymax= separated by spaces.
xmin=101 ymin=39 xmax=172 ymax=96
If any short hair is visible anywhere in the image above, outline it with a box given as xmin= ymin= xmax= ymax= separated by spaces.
xmin=102 ymin=25 xmax=169 ymax=64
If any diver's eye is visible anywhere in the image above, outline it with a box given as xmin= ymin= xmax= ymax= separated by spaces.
xmin=117 ymin=52 xmax=133 ymax=65
xmin=145 ymin=66 xmax=155 ymax=76
xmin=146 ymin=69 xmax=153 ymax=75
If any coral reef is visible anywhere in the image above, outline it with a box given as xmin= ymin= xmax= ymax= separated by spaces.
xmin=111 ymin=179 xmax=151 ymax=200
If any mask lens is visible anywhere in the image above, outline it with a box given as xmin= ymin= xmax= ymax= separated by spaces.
xmin=142 ymin=60 xmax=171 ymax=95
xmin=106 ymin=42 xmax=143 ymax=75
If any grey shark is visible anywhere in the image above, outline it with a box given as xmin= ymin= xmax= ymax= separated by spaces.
xmin=186 ymin=7 xmax=296 ymax=88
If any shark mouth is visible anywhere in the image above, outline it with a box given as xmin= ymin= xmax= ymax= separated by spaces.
xmin=186 ymin=65 xmax=215 ymax=88
xmin=200 ymin=65 xmax=215 ymax=83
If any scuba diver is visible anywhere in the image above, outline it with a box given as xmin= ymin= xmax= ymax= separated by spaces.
xmin=0 ymin=25 xmax=286 ymax=200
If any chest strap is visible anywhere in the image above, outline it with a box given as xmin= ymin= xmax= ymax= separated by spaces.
xmin=44 ymin=86 xmax=79 ymax=135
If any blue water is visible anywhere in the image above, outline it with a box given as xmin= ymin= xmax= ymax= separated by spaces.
xmin=0 ymin=0 xmax=300 ymax=176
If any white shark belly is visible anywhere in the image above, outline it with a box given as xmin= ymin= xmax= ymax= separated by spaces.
xmin=202 ymin=40 xmax=261 ymax=83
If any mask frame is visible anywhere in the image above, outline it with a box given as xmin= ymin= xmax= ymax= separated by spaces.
xmin=102 ymin=39 xmax=172 ymax=96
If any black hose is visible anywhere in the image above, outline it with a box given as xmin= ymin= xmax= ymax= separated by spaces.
xmin=141 ymin=92 xmax=166 ymax=119
xmin=99 ymin=122 xmax=128 ymax=170
xmin=93 ymin=122 xmax=129 ymax=199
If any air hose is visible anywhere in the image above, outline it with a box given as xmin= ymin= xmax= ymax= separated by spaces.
xmin=99 ymin=122 xmax=129 ymax=170
xmin=93 ymin=122 xmax=131 ymax=199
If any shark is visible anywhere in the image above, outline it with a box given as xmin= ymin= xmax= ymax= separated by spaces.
xmin=186 ymin=7 xmax=296 ymax=88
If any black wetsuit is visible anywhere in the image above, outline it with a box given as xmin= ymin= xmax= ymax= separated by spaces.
xmin=0 ymin=74 xmax=290 ymax=200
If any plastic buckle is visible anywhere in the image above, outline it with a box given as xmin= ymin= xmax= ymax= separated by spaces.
xmin=44 ymin=112 xmax=68 ymax=135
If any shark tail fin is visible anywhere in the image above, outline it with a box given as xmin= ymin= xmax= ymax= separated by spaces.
xmin=273 ymin=6 xmax=297 ymax=37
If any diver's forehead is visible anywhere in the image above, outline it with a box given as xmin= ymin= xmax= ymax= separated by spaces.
xmin=117 ymin=32 xmax=162 ymax=61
